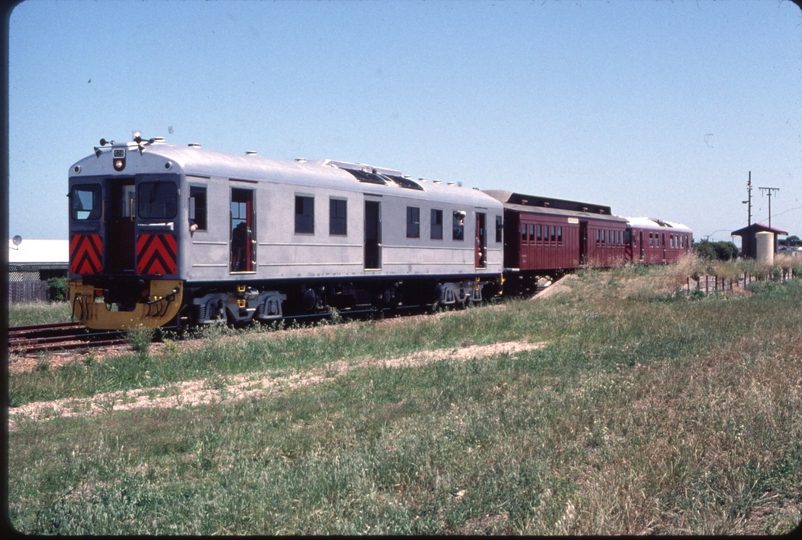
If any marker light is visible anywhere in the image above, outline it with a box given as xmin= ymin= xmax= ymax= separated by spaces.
xmin=112 ymin=147 xmax=126 ymax=171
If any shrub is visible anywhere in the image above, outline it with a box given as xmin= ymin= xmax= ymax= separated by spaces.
xmin=46 ymin=277 xmax=69 ymax=302
xmin=693 ymin=240 xmax=739 ymax=261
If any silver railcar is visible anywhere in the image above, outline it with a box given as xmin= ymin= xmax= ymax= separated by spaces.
xmin=68 ymin=135 xmax=504 ymax=329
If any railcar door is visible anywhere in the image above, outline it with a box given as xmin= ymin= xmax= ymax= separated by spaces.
xmin=579 ymin=221 xmax=588 ymax=265
xmin=639 ymin=231 xmax=645 ymax=261
xmin=106 ymin=179 xmax=136 ymax=272
xmin=364 ymin=200 xmax=381 ymax=270
xmin=230 ymin=189 xmax=255 ymax=272
xmin=475 ymin=212 xmax=487 ymax=269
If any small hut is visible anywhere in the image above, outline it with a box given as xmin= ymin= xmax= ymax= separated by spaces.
xmin=730 ymin=224 xmax=788 ymax=259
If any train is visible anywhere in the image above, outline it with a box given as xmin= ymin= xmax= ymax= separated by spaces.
xmin=67 ymin=134 xmax=693 ymax=330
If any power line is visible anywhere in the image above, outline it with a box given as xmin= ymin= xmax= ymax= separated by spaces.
xmin=758 ymin=186 xmax=780 ymax=228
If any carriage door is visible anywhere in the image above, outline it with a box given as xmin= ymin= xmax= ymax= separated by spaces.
xmin=107 ymin=179 xmax=136 ymax=272
xmin=475 ymin=212 xmax=487 ymax=269
xmin=639 ymin=231 xmax=645 ymax=261
xmin=364 ymin=200 xmax=381 ymax=269
xmin=230 ymin=188 xmax=255 ymax=272
xmin=579 ymin=221 xmax=588 ymax=265
xmin=662 ymin=233 xmax=667 ymax=263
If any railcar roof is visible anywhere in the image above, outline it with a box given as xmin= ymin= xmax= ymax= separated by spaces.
xmin=623 ymin=217 xmax=692 ymax=233
xmin=484 ymin=189 xmax=627 ymax=224
xmin=70 ymin=140 xmax=501 ymax=208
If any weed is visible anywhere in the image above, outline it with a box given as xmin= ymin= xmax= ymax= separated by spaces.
xmin=127 ymin=325 xmax=155 ymax=357
xmin=35 ymin=353 xmax=51 ymax=372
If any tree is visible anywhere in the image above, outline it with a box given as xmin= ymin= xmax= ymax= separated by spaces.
xmin=694 ymin=240 xmax=739 ymax=261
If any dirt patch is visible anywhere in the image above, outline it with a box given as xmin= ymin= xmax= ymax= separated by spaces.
xmin=8 ymin=340 xmax=545 ymax=430
xmin=531 ymin=275 xmax=577 ymax=300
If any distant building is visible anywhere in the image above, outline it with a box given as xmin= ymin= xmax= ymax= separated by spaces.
xmin=730 ymin=224 xmax=788 ymax=259
xmin=8 ymin=238 xmax=69 ymax=302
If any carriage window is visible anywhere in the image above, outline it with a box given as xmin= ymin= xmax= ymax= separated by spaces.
xmin=330 ymin=198 xmax=347 ymax=236
xmin=495 ymin=215 xmax=503 ymax=242
xmin=557 ymin=226 xmax=562 ymax=243
xmin=431 ymin=209 xmax=443 ymax=240
xmin=452 ymin=211 xmax=465 ymax=241
xmin=649 ymin=233 xmax=653 ymax=247
xmin=295 ymin=195 xmax=314 ymax=234
xmin=189 ymin=186 xmax=207 ymax=231
xmin=406 ymin=206 xmax=420 ymax=238
xmin=70 ymin=184 xmax=102 ymax=220
xmin=528 ymin=224 xmax=534 ymax=241
xmin=596 ymin=229 xmax=600 ymax=244
xmin=138 ymin=181 xmax=177 ymax=219
xmin=521 ymin=223 xmax=527 ymax=241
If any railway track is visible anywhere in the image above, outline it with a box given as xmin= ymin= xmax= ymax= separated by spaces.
xmin=8 ymin=284 xmax=550 ymax=357
xmin=8 ymin=322 xmax=127 ymax=355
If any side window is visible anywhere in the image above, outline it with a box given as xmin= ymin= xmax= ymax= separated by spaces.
xmin=495 ymin=215 xmax=503 ymax=243
xmin=70 ymin=184 xmax=102 ymax=220
xmin=295 ymin=195 xmax=314 ymax=234
xmin=329 ymin=198 xmax=347 ymax=236
xmin=189 ymin=186 xmax=207 ymax=231
xmin=557 ymin=226 xmax=563 ymax=243
xmin=649 ymin=233 xmax=653 ymax=247
xmin=521 ymin=223 xmax=527 ymax=241
xmin=452 ymin=211 xmax=465 ymax=241
xmin=431 ymin=209 xmax=443 ymax=240
xmin=537 ymin=225 xmax=542 ymax=241
xmin=529 ymin=224 xmax=535 ymax=241
xmin=406 ymin=206 xmax=420 ymax=238
xmin=550 ymin=226 xmax=556 ymax=242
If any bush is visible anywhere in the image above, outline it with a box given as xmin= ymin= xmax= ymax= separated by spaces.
xmin=694 ymin=240 xmax=739 ymax=261
xmin=47 ymin=277 xmax=69 ymax=302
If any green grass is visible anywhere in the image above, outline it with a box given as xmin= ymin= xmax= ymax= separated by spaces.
xmin=8 ymin=265 xmax=802 ymax=534
xmin=8 ymin=301 xmax=73 ymax=326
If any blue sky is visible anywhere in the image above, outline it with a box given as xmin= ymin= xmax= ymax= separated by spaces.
xmin=8 ymin=0 xmax=802 ymax=244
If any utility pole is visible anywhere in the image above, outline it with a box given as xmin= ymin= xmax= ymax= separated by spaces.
xmin=742 ymin=172 xmax=752 ymax=258
xmin=758 ymin=186 xmax=780 ymax=228
xmin=743 ymin=172 xmax=752 ymax=227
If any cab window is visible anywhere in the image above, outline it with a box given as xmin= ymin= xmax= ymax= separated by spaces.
xmin=138 ymin=181 xmax=177 ymax=219
xmin=70 ymin=184 xmax=102 ymax=220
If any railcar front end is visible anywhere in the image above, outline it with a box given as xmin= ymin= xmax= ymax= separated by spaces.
xmin=68 ymin=136 xmax=186 ymax=329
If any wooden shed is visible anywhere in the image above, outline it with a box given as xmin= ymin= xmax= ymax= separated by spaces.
xmin=730 ymin=224 xmax=788 ymax=259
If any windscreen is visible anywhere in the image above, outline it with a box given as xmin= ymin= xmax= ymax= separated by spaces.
xmin=138 ymin=180 xmax=178 ymax=219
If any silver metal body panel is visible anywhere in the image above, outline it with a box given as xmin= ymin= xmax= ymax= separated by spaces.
xmin=69 ymin=141 xmax=504 ymax=283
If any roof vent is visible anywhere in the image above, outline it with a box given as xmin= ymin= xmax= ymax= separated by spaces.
xmin=188 ymin=143 xmax=201 ymax=147
xmin=246 ymin=151 xmax=257 ymax=155
xmin=152 ymin=137 xmax=165 ymax=143
xmin=295 ymin=158 xmax=307 ymax=163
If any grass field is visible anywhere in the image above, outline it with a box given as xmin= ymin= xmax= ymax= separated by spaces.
xmin=7 ymin=262 xmax=802 ymax=534
xmin=7 ymin=300 xmax=72 ymax=326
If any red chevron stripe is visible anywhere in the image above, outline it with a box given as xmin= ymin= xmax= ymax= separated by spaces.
xmin=136 ymin=234 xmax=177 ymax=275
xmin=70 ymin=234 xmax=103 ymax=274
